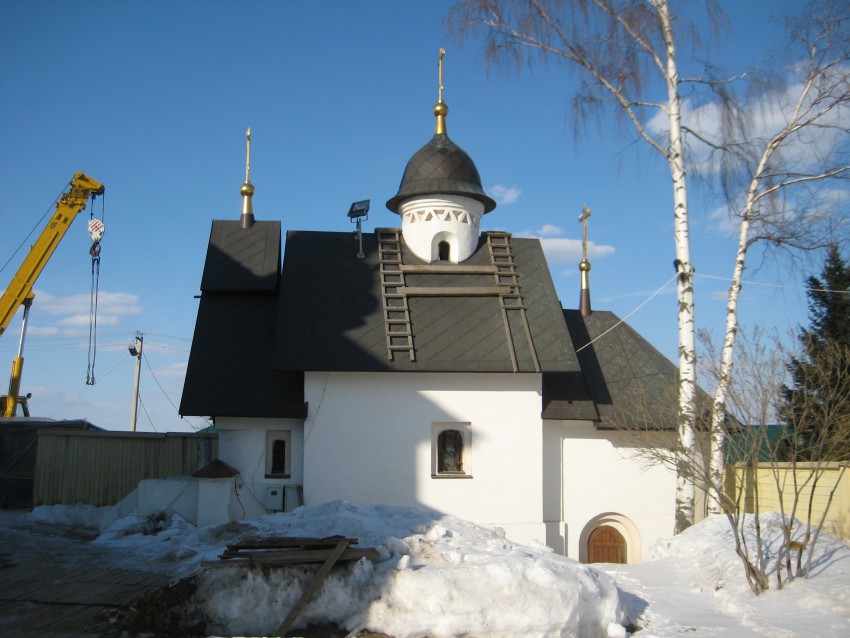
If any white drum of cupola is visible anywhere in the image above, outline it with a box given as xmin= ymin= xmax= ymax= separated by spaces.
xmin=399 ymin=194 xmax=484 ymax=263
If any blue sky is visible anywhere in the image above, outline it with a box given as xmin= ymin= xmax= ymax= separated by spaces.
xmin=0 ymin=0 xmax=823 ymax=432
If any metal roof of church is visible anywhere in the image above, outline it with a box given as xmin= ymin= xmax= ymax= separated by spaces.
xmin=555 ymin=309 xmax=681 ymax=430
xmin=180 ymin=223 xmax=687 ymax=428
xmin=385 ymin=133 xmax=497 ymax=214
xmin=200 ymin=219 xmax=281 ymax=292
xmin=272 ymin=230 xmax=579 ymax=373
xmin=180 ymin=220 xmax=306 ymax=419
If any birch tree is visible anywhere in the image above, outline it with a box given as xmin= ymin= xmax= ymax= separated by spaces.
xmin=687 ymin=1 xmax=850 ymax=513
xmin=450 ymin=0 xmax=850 ymax=530
xmin=449 ymin=0 xmax=706 ymax=530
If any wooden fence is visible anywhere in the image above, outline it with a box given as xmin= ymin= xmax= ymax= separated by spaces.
xmin=725 ymin=462 xmax=850 ymax=541
xmin=34 ymin=428 xmax=218 ymax=507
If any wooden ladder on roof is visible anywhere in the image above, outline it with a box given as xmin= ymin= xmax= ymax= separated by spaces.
xmin=377 ymin=228 xmax=415 ymax=362
xmin=487 ymin=232 xmax=541 ymax=373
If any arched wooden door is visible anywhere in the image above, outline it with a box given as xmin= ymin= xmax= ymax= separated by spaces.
xmin=587 ymin=525 xmax=626 ymax=563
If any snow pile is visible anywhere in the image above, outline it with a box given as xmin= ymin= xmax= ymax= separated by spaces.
xmin=24 ymin=503 xmax=850 ymax=637
xmin=29 ymin=502 xmax=111 ymax=531
xmin=634 ymin=513 xmax=850 ymax=636
xmin=89 ymin=500 xmax=628 ymax=637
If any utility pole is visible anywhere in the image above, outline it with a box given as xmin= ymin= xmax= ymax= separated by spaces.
xmin=129 ymin=332 xmax=143 ymax=432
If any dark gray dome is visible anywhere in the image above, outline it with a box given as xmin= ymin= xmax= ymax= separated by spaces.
xmin=386 ymin=133 xmax=497 ymax=214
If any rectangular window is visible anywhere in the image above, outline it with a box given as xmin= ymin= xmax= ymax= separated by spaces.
xmin=431 ymin=422 xmax=472 ymax=478
xmin=265 ymin=430 xmax=291 ymax=478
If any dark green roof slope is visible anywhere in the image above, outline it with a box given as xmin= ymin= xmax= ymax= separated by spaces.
xmin=201 ymin=220 xmax=281 ymax=292
xmin=552 ymin=310 xmax=680 ymax=429
xmin=180 ymin=220 xmax=305 ymax=419
xmin=180 ymin=294 xmax=306 ymax=418
xmin=273 ymin=230 xmax=579 ymax=373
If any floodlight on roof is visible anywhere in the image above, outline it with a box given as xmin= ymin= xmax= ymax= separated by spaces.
xmin=348 ymin=200 xmax=370 ymax=219
xmin=348 ymin=200 xmax=370 ymax=259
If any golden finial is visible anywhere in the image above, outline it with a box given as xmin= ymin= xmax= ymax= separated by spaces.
xmin=434 ymin=48 xmax=449 ymax=135
xmin=578 ymin=206 xmax=592 ymax=315
xmin=240 ymin=127 xmax=255 ymax=228
xmin=579 ymin=205 xmax=591 ymax=263
xmin=244 ymin=127 xmax=252 ymax=184
xmin=438 ymin=48 xmax=445 ymax=102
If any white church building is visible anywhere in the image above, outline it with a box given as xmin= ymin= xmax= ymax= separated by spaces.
xmin=180 ymin=65 xmax=702 ymax=564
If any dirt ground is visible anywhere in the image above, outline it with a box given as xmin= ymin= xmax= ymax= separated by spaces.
xmin=0 ymin=508 xmax=171 ymax=637
xmin=0 ymin=509 xmax=393 ymax=638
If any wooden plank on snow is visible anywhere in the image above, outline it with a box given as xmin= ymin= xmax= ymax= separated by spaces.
xmin=202 ymin=546 xmax=379 ymax=568
xmin=274 ymin=538 xmax=350 ymax=637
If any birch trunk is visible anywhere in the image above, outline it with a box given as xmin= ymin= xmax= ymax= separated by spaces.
xmin=707 ymin=57 xmax=821 ymax=513
xmin=707 ymin=214 xmax=749 ymax=514
xmin=656 ymin=0 xmax=697 ymax=532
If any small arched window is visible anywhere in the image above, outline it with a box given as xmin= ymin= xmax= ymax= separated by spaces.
xmin=438 ymin=429 xmax=464 ymax=473
xmin=271 ymin=439 xmax=286 ymax=475
xmin=265 ymin=430 xmax=291 ymax=478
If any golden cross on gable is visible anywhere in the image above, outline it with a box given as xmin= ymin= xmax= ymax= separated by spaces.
xmin=579 ymin=205 xmax=591 ymax=261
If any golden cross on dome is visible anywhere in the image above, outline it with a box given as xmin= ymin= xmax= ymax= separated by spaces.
xmin=438 ymin=48 xmax=445 ymax=102
xmin=245 ymin=127 xmax=252 ymax=183
xmin=434 ymin=49 xmax=449 ymax=135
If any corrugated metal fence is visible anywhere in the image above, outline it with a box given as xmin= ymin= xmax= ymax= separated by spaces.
xmin=725 ymin=462 xmax=850 ymax=541
xmin=34 ymin=428 xmax=218 ymax=507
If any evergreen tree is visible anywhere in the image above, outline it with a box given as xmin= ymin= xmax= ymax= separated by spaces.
xmin=781 ymin=245 xmax=850 ymax=461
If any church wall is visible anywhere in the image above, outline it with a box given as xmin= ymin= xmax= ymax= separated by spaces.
xmin=555 ymin=422 xmax=679 ymax=562
xmin=215 ymin=416 xmax=304 ymax=517
xmin=303 ymin=371 xmax=545 ymax=546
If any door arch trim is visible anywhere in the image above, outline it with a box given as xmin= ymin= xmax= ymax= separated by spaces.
xmin=579 ymin=512 xmax=641 ymax=563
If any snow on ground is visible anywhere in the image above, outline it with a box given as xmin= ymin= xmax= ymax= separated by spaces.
xmin=24 ymin=502 xmax=850 ymax=637
xmin=600 ymin=514 xmax=850 ymax=638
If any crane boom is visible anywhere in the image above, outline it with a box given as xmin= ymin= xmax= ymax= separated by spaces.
xmin=0 ymin=172 xmax=104 ymax=337
xmin=1 ymin=172 xmax=104 ymax=416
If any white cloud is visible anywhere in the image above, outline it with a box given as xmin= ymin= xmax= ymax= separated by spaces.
xmin=647 ymin=62 xmax=850 ymax=176
xmin=33 ymin=290 xmax=141 ymax=317
xmin=490 ymin=184 xmax=521 ymax=205
xmin=539 ymin=237 xmax=615 ymax=265
xmin=707 ymin=184 xmax=850 ymax=239
xmin=706 ymin=203 xmax=738 ymax=238
xmin=535 ymin=224 xmax=564 ymax=238
xmin=27 ymin=326 xmax=60 ymax=337
xmin=148 ymin=359 xmax=187 ymax=380
xmin=58 ymin=313 xmax=122 ymax=327
xmin=24 ymin=290 xmax=141 ymax=332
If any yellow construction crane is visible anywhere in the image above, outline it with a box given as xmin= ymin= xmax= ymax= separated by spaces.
xmin=0 ymin=172 xmax=104 ymax=417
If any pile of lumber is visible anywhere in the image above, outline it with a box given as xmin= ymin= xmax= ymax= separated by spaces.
xmin=201 ymin=535 xmax=382 ymax=636
xmin=202 ymin=535 xmax=380 ymax=568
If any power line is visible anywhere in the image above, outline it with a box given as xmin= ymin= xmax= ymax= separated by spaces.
xmin=0 ymin=189 xmax=64 ymax=277
xmin=695 ymin=272 xmax=850 ymax=295
xmin=137 ymin=393 xmax=158 ymax=433
xmin=142 ymin=351 xmax=181 ymax=414
xmin=52 ymin=349 xmax=131 ymax=418
xmin=577 ymin=273 xmax=678 ymax=353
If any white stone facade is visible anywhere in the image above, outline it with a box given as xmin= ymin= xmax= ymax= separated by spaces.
xmin=300 ymin=371 xmax=545 ymax=546
xmin=398 ymin=195 xmax=484 ymax=263
xmin=208 ymin=375 xmax=687 ymax=560
xmin=543 ymin=422 xmax=679 ymax=561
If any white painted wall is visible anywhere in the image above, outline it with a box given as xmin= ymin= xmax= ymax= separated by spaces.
xmin=210 ymin=378 xmax=691 ymax=559
xmin=137 ymin=477 xmax=198 ymax=522
xmin=303 ymin=371 xmax=545 ymax=545
xmin=197 ymin=478 xmax=234 ymax=528
xmin=216 ymin=416 xmax=304 ymax=517
xmin=399 ymin=195 xmax=483 ymax=263
xmin=547 ymin=421 xmax=679 ymax=562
